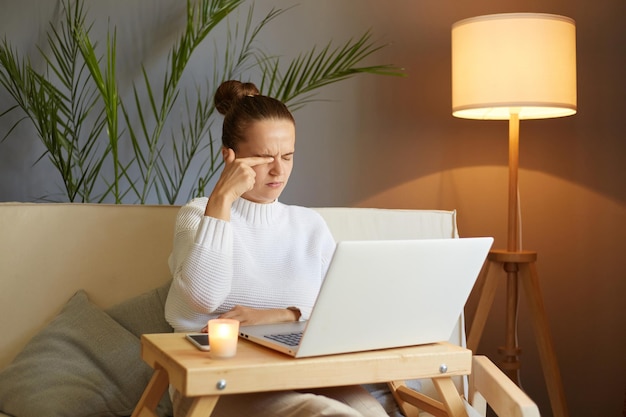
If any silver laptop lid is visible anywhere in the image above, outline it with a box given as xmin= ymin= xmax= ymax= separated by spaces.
xmin=241 ymin=237 xmax=493 ymax=358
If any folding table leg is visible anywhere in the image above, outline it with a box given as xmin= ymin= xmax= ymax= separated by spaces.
xmin=132 ymin=367 xmax=169 ymax=417
xmin=433 ymin=377 xmax=469 ymax=417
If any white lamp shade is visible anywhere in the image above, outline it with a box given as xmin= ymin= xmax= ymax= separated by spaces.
xmin=452 ymin=13 xmax=577 ymax=120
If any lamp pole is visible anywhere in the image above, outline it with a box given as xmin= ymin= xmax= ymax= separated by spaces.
xmin=502 ymin=112 xmax=522 ymax=383
xmin=508 ymin=112 xmax=520 ymax=253
xmin=467 ymin=114 xmax=569 ymax=415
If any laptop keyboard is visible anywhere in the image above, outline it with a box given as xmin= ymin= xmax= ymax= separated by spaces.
xmin=264 ymin=331 xmax=303 ymax=347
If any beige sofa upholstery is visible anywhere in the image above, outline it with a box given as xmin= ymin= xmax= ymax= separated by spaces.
xmin=0 ymin=203 xmax=179 ymax=369
xmin=0 ymin=203 xmax=538 ymax=417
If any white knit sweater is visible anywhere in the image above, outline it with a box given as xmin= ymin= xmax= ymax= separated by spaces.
xmin=164 ymin=197 xmax=336 ymax=333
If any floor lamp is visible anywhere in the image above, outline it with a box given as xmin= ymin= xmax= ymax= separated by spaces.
xmin=451 ymin=13 xmax=576 ymax=417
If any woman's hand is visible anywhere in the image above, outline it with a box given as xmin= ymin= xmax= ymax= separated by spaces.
xmin=199 ymin=305 xmax=299 ymax=331
xmin=205 ymin=149 xmax=273 ymax=220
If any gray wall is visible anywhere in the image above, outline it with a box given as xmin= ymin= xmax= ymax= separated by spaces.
xmin=1 ymin=1 xmax=625 ymax=416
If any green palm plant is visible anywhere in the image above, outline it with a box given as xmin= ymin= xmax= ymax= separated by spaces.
xmin=0 ymin=1 xmax=108 ymax=202
xmin=0 ymin=0 xmax=404 ymax=204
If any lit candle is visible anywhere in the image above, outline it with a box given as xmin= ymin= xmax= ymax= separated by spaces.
xmin=208 ymin=319 xmax=240 ymax=358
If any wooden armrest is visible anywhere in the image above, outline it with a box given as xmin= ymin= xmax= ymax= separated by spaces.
xmin=469 ymin=356 xmax=540 ymax=417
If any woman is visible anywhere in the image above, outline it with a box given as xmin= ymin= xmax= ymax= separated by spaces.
xmin=164 ymin=80 xmax=388 ymax=417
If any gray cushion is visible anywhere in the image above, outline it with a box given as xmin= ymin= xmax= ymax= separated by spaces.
xmin=0 ymin=286 xmax=174 ymax=417
xmin=106 ymin=281 xmax=173 ymax=337
xmin=0 ymin=290 xmax=150 ymax=416
xmin=106 ymin=281 xmax=174 ymax=417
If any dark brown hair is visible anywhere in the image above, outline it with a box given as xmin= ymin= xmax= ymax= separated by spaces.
xmin=214 ymin=80 xmax=295 ymax=150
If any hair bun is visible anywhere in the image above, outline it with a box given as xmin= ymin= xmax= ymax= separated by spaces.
xmin=214 ymin=80 xmax=260 ymax=115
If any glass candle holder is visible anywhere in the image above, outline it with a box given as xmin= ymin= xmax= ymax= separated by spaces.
xmin=208 ymin=319 xmax=240 ymax=358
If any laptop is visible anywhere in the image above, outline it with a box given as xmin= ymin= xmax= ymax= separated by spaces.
xmin=239 ymin=237 xmax=493 ymax=358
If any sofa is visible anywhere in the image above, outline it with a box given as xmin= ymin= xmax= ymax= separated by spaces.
xmin=0 ymin=203 xmax=538 ymax=417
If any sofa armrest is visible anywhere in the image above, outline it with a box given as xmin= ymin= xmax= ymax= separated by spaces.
xmin=469 ymin=356 xmax=540 ymax=417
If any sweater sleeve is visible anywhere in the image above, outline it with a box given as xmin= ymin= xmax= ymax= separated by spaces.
xmin=167 ymin=198 xmax=234 ymax=314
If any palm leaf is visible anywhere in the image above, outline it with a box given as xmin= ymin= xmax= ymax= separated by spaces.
xmin=260 ymin=31 xmax=404 ymax=110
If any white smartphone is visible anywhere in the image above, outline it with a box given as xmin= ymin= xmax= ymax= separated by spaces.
xmin=185 ymin=333 xmax=210 ymax=351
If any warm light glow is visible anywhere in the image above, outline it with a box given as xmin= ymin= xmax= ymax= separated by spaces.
xmin=208 ymin=319 xmax=240 ymax=358
xmin=452 ymin=13 xmax=577 ymax=120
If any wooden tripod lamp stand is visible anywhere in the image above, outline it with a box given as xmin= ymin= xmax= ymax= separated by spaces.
xmin=451 ymin=13 xmax=577 ymax=417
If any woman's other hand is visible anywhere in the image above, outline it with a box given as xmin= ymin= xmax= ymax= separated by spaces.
xmin=199 ymin=305 xmax=299 ymax=331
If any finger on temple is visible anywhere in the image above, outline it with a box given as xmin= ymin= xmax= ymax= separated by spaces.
xmin=241 ymin=156 xmax=274 ymax=166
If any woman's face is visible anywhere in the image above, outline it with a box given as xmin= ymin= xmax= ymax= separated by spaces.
xmin=235 ymin=119 xmax=296 ymax=204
